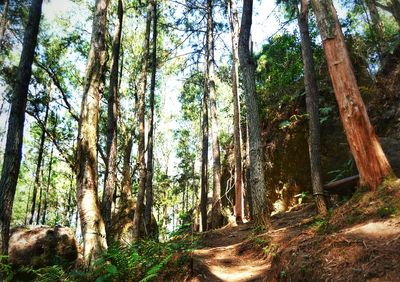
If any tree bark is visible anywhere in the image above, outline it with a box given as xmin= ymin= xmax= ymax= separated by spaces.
xmin=24 ymin=185 xmax=31 ymax=225
xmin=29 ymin=96 xmax=50 ymax=225
xmin=145 ymin=0 xmax=157 ymax=229
xmin=298 ymin=0 xmax=328 ymax=215
xmin=207 ymin=0 xmax=223 ymax=230
xmin=200 ymin=59 xmax=209 ymax=232
xmin=120 ymin=135 xmax=133 ymax=205
xmin=134 ymin=0 xmax=152 ymax=239
xmin=364 ymin=0 xmax=385 ymax=55
xmin=311 ymin=0 xmax=393 ymax=190
xmin=227 ymin=0 xmax=244 ymax=223
xmin=76 ymin=0 xmax=109 ymax=264
xmin=0 ymin=0 xmax=9 ymax=51
xmin=238 ymin=0 xmax=270 ymax=228
xmin=41 ymin=141 xmax=53 ymax=224
xmin=66 ymin=174 xmax=74 ymax=226
xmin=0 ymin=0 xmax=43 ymax=255
xmin=390 ymin=0 xmax=400 ymax=27
xmin=102 ymin=0 xmax=123 ymax=244
xmin=35 ymin=165 xmax=44 ymax=225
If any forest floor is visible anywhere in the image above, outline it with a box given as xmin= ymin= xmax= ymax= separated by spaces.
xmin=184 ymin=180 xmax=400 ymax=282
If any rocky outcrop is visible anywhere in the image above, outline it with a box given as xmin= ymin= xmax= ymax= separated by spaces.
xmin=8 ymin=226 xmax=78 ymax=268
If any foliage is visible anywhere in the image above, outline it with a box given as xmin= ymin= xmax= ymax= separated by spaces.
xmin=11 ymin=234 xmax=199 ymax=282
xmin=0 ymin=255 xmax=13 ymax=282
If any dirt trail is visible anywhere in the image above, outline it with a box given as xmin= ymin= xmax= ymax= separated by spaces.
xmin=189 ymin=222 xmax=270 ymax=282
xmin=187 ymin=203 xmax=400 ymax=282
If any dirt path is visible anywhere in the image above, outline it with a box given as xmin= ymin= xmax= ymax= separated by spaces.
xmin=187 ymin=202 xmax=400 ymax=282
xmin=189 ymin=222 xmax=270 ymax=282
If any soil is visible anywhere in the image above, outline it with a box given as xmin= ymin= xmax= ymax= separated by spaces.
xmin=185 ymin=184 xmax=400 ymax=282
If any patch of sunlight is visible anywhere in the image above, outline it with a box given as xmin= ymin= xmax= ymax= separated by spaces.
xmin=345 ymin=221 xmax=400 ymax=239
xmin=208 ymin=262 xmax=270 ymax=282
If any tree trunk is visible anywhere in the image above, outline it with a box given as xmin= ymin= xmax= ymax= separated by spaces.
xmin=227 ymin=0 xmax=244 ymax=223
xmin=298 ymin=0 xmax=328 ymax=215
xmin=35 ymin=165 xmax=44 ymax=225
xmin=0 ymin=0 xmax=9 ymax=51
xmin=311 ymin=0 xmax=393 ymax=190
xmin=102 ymin=0 xmax=123 ymax=244
xmin=41 ymin=142 xmax=54 ymax=224
xmin=24 ymin=185 xmax=31 ymax=225
xmin=145 ymin=0 xmax=157 ymax=229
xmin=200 ymin=59 xmax=209 ymax=232
xmin=66 ymin=174 xmax=74 ymax=226
xmin=120 ymin=135 xmax=133 ymax=205
xmin=245 ymin=122 xmax=253 ymax=220
xmin=206 ymin=0 xmax=223 ymax=230
xmin=364 ymin=0 xmax=385 ymax=55
xmin=134 ymin=0 xmax=152 ymax=240
xmin=238 ymin=0 xmax=270 ymax=228
xmin=0 ymin=0 xmax=43 ymax=255
xmin=29 ymin=97 xmax=50 ymax=224
xmin=390 ymin=0 xmax=400 ymax=27
xmin=76 ymin=0 xmax=109 ymax=264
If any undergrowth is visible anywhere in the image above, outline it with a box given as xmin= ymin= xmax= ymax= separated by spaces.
xmin=3 ymin=232 xmax=200 ymax=282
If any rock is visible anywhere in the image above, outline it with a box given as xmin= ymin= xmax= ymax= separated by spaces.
xmin=8 ymin=226 xmax=78 ymax=268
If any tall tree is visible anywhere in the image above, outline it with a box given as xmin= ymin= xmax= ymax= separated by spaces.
xmin=76 ymin=0 xmax=109 ymax=264
xmin=227 ymin=0 xmax=244 ymax=223
xmin=29 ymin=94 xmax=50 ymax=224
xmin=41 ymin=141 xmax=54 ymax=224
xmin=310 ymin=0 xmax=393 ymax=189
xmin=207 ymin=0 xmax=223 ymax=229
xmin=134 ymin=0 xmax=152 ymax=239
xmin=0 ymin=0 xmax=43 ymax=255
xmin=298 ymin=0 xmax=328 ymax=215
xmin=145 ymin=0 xmax=158 ymax=229
xmin=364 ymin=0 xmax=385 ymax=55
xmin=200 ymin=66 xmax=209 ymax=232
xmin=102 ymin=0 xmax=123 ymax=243
xmin=238 ymin=0 xmax=270 ymax=227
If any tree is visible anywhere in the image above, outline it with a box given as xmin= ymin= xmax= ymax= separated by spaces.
xmin=310 ymin=0 xmax=393 ymax=189
xmin=376 ymin=0 xmax=400 ymax=27
xmin=76 ymin=0 xmax=109 ymax=264
xmin=298 ymin=0 xmax=328 ymax=215
xmin=0 ymin=0 xmax=43 ymax=255
xmin=145 ymin=0 xmax=158 ymax=229
xmin=227 ymin=0 xmax=244 ymax=223
xmin=102 ymin=0 xmax=123 ymax=243
xmin=0 ymin=0 xmax=9 ymax=51
xmin=29 ymin=93 xmax=50 ymax=224
xmin=200 ymin=64 xmax=209 ymax=232
xmin=238 ymin=0 xmax=270 ymax=227
xmin=364 ymin=0 xmax=385 ymax=55
xmin=207 ymin=0 xmax=223 ymax=229
xmin=134 ymin=0 xmax=152 ymax=239
xmin=41 ymin=138 xmax=54 ymax=224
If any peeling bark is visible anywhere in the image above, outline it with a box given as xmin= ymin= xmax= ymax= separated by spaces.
xmin=76 ymin=0 xmax=109 ymax=264
xmin=311 ymin=0 xmax=393 ymax=190
xmin=102 ymin=0 xmax=123 ymax=243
